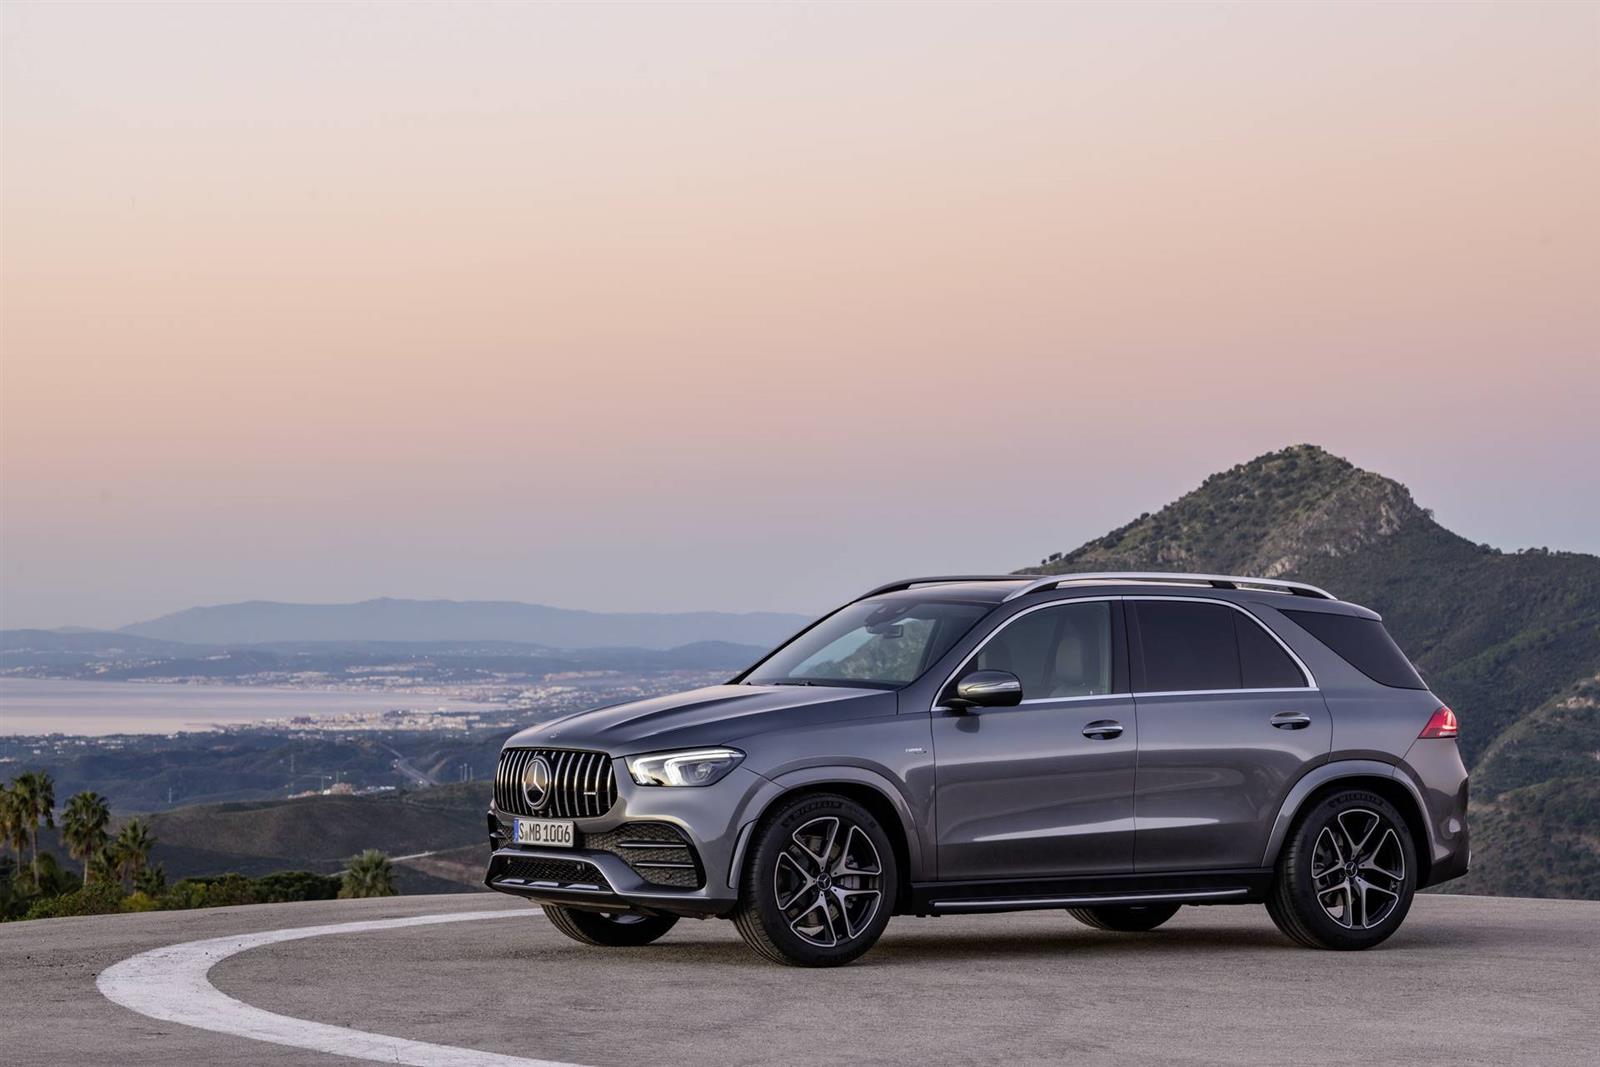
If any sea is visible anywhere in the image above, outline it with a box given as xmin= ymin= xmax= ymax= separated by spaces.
xmin=0 ymin=678 xmax=490 ymax=736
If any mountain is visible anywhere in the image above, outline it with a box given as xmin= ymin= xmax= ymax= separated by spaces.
xmin=117 ymin=597 xmax=808 ymax=650
xmin=1019 ymin=443 xmax=1600 ymax=898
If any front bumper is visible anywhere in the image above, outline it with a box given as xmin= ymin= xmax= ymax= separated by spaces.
xmin=484 ymin=763 xmax=780 ymax=918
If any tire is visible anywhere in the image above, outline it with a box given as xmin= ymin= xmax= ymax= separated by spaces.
xmin=1265 ymin=788 xmax=1417 ymax=950
xmin=541 ymin=905 xmax=679 ymax=947
xmin=1067 ymin=903 xmax=1181 ymax=932
xmin=733 ymin=792 xmax=899 ymax=967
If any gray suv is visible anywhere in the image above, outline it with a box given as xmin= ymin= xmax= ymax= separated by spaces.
xmin=485 ymin=573 xmax=1469 ymax=966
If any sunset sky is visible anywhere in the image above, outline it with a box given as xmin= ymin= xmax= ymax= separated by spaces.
xmin=2 ymin=1 xmax=1596 ymax=630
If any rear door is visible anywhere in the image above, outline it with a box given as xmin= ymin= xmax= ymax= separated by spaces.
xmin=1128 ymin=598 xmax=1330 ymax=872
xmin=932 ymin=599 xmax=1137 ymax=880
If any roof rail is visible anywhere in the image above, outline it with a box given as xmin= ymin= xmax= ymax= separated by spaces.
xmin=854 ymin=575 xmax=1029 ymax=602
xmin=1001 ymin=571 xmax=1335 ymax=602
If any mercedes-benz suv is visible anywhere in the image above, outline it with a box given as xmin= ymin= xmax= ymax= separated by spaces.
xmin=485 ymin=572 xmax=1469 ymax=966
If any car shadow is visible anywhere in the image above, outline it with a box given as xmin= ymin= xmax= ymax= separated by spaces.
xmin=495 ymin=911 xmax=1505 ymax=970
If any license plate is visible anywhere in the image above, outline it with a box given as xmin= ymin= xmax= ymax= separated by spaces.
xmin=511 ymin=817 xmax=574 ymax=847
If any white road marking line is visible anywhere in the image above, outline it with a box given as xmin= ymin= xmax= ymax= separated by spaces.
xmin=97 ymin=908 xmax=592 ymax=1067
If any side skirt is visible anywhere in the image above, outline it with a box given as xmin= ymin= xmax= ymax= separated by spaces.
xmin=907 ymin=868 xmax=1273 ymax=916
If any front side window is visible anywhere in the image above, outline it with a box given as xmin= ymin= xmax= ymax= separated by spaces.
xmin=970 ymin=601 xmax=1113 ymax=699
xmin=744 ymin=599 xmax=990 ymax=689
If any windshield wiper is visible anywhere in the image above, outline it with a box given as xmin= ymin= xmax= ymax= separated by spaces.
xmin=765 ymin=680 xmax=817 ymax=686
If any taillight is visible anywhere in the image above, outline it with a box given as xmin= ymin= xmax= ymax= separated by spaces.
xmin=1419 ymin=705 xmax=1458 ymax=739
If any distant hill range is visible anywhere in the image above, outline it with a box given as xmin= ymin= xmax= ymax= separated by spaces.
xmin=1018 ymin=443 xmax=1600 ymax=899
xmin=111 ymin=597 xmax=809 ymax=650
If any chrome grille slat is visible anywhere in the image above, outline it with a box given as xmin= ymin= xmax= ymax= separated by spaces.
xmin=550 ymin=751 xmax=567 ymax=818
xmin=559 ymin=751 xmax=575 ymax=818
xmin=494 ymin=746 xmax=618 ymax=819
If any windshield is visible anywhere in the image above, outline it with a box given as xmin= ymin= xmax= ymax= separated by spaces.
xmin=743 ymin=599 xmax=990 ymax=689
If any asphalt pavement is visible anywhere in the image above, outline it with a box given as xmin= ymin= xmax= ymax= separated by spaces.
xmin=3 ymin=892 xmax=1595 ymax=1066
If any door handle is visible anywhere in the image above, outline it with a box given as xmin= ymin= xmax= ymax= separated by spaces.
xmin=1082 ymin=720 xmax=1123 ymax=740
xmin=1270 ymin=711 xmax=1313 ymax=730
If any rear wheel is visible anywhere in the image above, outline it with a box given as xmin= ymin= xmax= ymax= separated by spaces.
xmin=1067 ymin=903 xmax=1180 ymax=932
xmin=733 ymin=792 xmax=898 ymax=967
xmin=541 ymin=905 xmax=678 ymax=947
xmin=1265 ymin=789 xmax=1417 ymax=950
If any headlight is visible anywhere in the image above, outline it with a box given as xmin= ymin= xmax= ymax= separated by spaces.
xmin=625 ymin=748 xmax=744 ymax=787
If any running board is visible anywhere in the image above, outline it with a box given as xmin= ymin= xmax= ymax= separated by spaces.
xmin=928 ymin=887 xmax=1249 ymax=914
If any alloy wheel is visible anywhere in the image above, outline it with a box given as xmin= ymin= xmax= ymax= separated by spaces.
xmin=773 ymin=815 xmax=883 ymax=947
xmin=1310 ymin=808 xmax=1406 ymax=930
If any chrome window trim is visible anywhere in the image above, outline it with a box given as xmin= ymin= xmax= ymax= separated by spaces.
xmin=1016 ymin=693 xmax=1135 ymax=706
xmin=930 ymin=594 xmax=1316 ymax=712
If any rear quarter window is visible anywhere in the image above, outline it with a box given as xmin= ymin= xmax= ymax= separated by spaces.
xmin=1281 ymin=610 xmax=1426 ymax=690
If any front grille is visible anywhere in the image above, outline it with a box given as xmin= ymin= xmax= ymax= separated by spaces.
xmin=500 ymin=857 xmax=606 ymax=888
xmin=495 ymin=747 xmax=618 ymax=818
xmin=584 ymin=822 xmax=704 ymax=889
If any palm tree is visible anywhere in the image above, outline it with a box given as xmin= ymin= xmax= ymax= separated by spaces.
xmin=339 ymin=849 xmax=397 ymax=899
xmin=12 ymin=772 xmax=56 ymax=885
xmin=86 ymin=846 xmax=119 ymax=887
xmin=62 ymin=792 xmax=112 ymax=887
xmin=113 ymin=819 xmax=155 ymax=890
xmin=0 ymin=784 xmax=26 ymax=863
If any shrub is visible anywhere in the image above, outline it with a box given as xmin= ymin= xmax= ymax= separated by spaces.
xmin=122 ymin=891 xmax=159 ymax=913
xmin=22 ymin=882 xmax=126 ymax=920
xmin=252 ymin=870 xmax=341 ymax=903
xmin=339 ymin=850 xmax=397 ymax=899
xmin=199 ymin=873 xmax=259 ymax=908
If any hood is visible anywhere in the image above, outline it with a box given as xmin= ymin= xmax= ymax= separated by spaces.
xmin=504 ymin=684 xmax=892 ymax=753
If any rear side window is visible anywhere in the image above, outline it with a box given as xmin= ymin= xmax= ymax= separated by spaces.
xmin=1282 ymin=610 xmax=1425 ymax=690
xmin=1235 ymin=612 xmax=1307 ymax=688
xmin=1133 ymin=601 xmax=1309 ymax=692
xmin=1133 ymin=601 xmax=1240 ymax=691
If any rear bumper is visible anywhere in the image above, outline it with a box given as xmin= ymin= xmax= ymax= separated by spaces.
xmin=1401 ymin=738 xmax=1471 ymax=888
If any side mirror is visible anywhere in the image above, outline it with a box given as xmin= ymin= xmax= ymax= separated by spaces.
xmin=946 ymin=670 xmax=1023 ymax=711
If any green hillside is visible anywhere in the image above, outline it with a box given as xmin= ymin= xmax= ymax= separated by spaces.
xmin=142 ymin=782 xmax=492 ymax=892
xmin=1020 ymin=444 xmax=1600 ymax=899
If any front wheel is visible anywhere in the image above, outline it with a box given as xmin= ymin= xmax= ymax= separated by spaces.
xmin=542 ymin=905 xmax=678 ymax=947
xmin=733 ymin=792 xmax=898 ymax=967
xmin=1265 ymin=789 xmax=1417 ymax=950
xmin=1067 ymin=903 xmax=1180 ymax=932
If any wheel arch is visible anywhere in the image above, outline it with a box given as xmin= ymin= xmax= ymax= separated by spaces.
xmin=729 ymin=767 xmax=922 ymax=909
xmin=1262 ymin=761 xmax=1435 ymax=885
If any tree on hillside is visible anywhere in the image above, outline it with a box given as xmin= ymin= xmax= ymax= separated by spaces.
xmin=12 ymin=772 xmax=56 ymax=885
xmin=62 ymin=792 xmax=112 ymax=888
xmin=339 ymin=849 xmax=397 ymax=899
xmin=0 ymin=785 xmax=26 ymax=864
xmin=86 ymin=846 xmax=119 ymax=887
xmin=113 ymin=819 xmax=155 ymax=891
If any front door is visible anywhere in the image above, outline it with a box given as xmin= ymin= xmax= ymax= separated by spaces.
xmin=932 ymin=599 xmax=1137 ymax=881
xmin=1126 ymin=598 xmax=1332 ymax=871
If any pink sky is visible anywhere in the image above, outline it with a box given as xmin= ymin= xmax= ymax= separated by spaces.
xmin=2 ymin=1 xmax=1596 ymax=629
